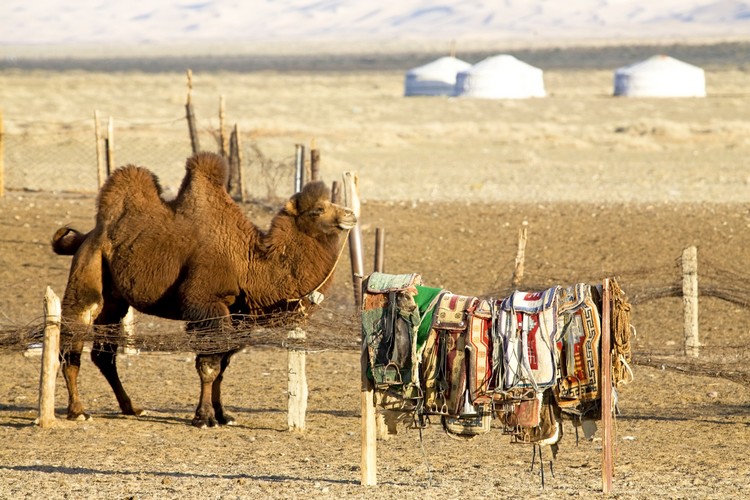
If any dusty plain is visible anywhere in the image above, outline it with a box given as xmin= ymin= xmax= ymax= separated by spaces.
xmin=0 ymin=42 xmax=749 ymax=498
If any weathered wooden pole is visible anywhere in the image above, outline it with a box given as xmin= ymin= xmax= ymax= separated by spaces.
xmin=511 ymin=222 xmax=528 ymax=288
xmin=287 ymin=327 xmax=308 ymax=432
xmin=310 ymin=148 xmax=321 ymax=182
xmin=120 ymin=307 xmax=137 ymax=355
xmin=294 ymin=144 xmax=305 ymax=193
xmin=94 ymin=110 xmax=106 ymax=187
xmin=286 ymin=154 xmax=309 ymax=431
xmin=38 ymin=286 xmax=61 ymax=428
xmin=228 ymin=124 xmax=245 ymax=201
xmin=601 ymin=279 xmax=614 ymax=494
xmin=374 ymin=228 xmax=385 ymax=273
xmin=343 ymin=172 xmax=364 ymax=308
xmin=105 ymin=116 xmax=114 ymax=177
xmin=341 ymin=171 xmax=375 ymax=485
xmin=0 ymin=109 xmax=5 ymax=197
xmin=186 ymin=69 xmax=200 ymax=154
xmin=372 ymin=227 xmax=391 ymax=441
xmin=219 ymin=95 xmax=229 ymax=158
xmin=682 ymin=246 xmax=700 ymax=357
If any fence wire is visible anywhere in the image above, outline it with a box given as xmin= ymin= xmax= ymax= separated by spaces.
xmin=2 ymin=117 xmax=297 ymax=200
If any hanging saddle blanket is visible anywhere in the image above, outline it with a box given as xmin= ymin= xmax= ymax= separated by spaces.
xmin=499 ymin=286 xmax=560 ymax=394
xmin=361 ymin=272 xmax=423 ymax=400
xmin=466 ymin=298 xmax=494 ymax=405
xmin=554 ymin=283 xmax=602 ymax=406
xmin=421 ymin=292 xmax=479 ymax=416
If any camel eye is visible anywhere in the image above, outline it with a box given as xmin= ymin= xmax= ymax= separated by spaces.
xmin=309 ymin=208 xmax=323 ymax=217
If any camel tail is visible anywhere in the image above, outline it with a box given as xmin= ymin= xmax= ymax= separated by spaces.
xmin=52 ymin=227 xmax=87 ymax=255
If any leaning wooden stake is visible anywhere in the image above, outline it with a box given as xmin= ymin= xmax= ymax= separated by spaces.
xmin=342 ymin=172 xmax=375 ymax=486
xmin=511 ymin=222 xmax=528 ymax=288
xmin=219 ymin=95 xmax=229 ymax=158
xmin=294 ymin=144 xmax=305 ymax=193
xmin=185 ymin=69 xmax=200 ymax=154
xmin=38 ymin=286 xmax=61 ymax=428
xmin=682 ymin=246 xmax=700 ymax=357
xmin=105 ymin=116 xmax=114 ymax=177
xmin=373 ymin=228 xmax=390 ymax=441
xmin=343 ymin=172 xmax=364 ymax=308
xmin=310 ymin=148 xmax=321 ymax=182
xmin=228 ymin=124 xmax=245 ymax=201
xmin=94 ymin=110 xmax=106 ymax=187
xmin=601 ymin=279 xmax=614 ymax=494
xmin=120 ymin=307 xmax=137 ymax=355
xmin=287 ymin=328 xmax=308 ymax=432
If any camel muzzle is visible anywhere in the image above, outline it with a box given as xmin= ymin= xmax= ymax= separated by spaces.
xmin=337 ymin=209 xmax=358 ymax=230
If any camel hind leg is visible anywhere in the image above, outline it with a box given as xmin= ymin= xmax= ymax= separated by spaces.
xmin=60 ymin=239 xmax=106 ymax=420
xmin=90 ymin=297 xmax=144 ymax=417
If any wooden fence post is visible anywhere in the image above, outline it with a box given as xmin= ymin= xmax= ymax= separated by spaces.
xmin=341 ymin=171 xmax=375 ymax=485
xmin=372 ymin=227 xmax=391 ymax=440
xmin=0 ymin=109 xmax=5 ymax=197
xmin=601 ymin=279 xmax=614 ymax=493
xmin=343 ymin=172 xmax=364 ymax=308
xmin=38 ymin=286 xmax=61 ymax=428
xmin=186 ymin=69 xmax=200 ymax=154
xmin=219 ymin=95 xmax=229 ymax=158
xmin=294 ymin=144 xmax=305 ymax=193
xmin=94 ymin=110 xmax=106 ymax=187
xmin=120 ymin=307 xmax=137 ymax=355
xmin=310 ymin=149 xmax=321 ymax=182
xmin=682 ymin=246 xmax=700 ymax=357
xmin=287 ymin=328 xmax=308 ymax=432
xmin=228 ymin=124 xmax=245 ymax=201
xmin=105 ymin=116 xmax=114 ymax=177
xmin=511 ymin=222 xmax=528 ymax=288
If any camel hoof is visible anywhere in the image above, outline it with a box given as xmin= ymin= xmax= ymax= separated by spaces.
xmin=69 ymin=413 xmax=91 ymax=421
xmin=216 ymin=413 xmax=236 ymax=426
xmin=192 ymin=416 xmax=218 ymax=428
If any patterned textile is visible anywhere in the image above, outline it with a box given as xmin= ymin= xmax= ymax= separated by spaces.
xmin=422 ymin=292 xmax=479 ymax=416
xmin=361 ymin=272 xmax=422 ymax=399
xmin=554 ymin=283 xmax=602 ymax=406
xmin=467 ymin=299 xmax=493 ymax=405
xmin=499 ymin=287 xmax=560 ymax=393
xmin=413 ymin=285 xmax=445 ymax=351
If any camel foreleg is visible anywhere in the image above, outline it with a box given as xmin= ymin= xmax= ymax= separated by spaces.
xmin=193 ymin=353 xmax=224 ymax=428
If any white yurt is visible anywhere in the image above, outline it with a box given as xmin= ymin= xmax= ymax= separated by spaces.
xmin=613 ymin=55 xmax=706 ymax=97
xmin=404 ymin=56 xmax=472 ymax=96
xmin=454 ymin=55 xmax=546 ymax=99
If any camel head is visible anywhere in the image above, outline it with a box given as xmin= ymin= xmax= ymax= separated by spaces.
xmin=284 ymin=181 xmax=357 ymax=237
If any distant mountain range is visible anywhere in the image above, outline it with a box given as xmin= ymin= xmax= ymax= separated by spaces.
xmin=2 ymin=0 xmax=749 ymax=47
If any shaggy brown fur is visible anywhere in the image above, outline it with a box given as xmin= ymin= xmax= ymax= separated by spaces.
xmin=53 ymin=152 xmax=356 ymax=427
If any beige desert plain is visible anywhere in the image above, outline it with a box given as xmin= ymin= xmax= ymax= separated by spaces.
xmin=0 ymin=39 xmax=749 ymax=498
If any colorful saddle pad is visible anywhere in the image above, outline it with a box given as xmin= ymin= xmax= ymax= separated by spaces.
xmin=361 ymin=272 xmax=423 ymax=397
xmin=421 ymin=292 xmax=479 ymax=416
xmin=500 ymin=286 xmax=560 ymax=392
xmin=554 ymin=283 xmax=602 ymax=405
xmin=467 ymin=299 xmax=493 ymax=405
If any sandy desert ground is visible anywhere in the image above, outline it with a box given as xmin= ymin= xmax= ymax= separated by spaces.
xmin=0 ymin=43 xmax=749 ymax=498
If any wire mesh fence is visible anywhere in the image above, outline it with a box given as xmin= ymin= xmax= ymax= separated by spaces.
xmin=1 ymin=115 xmax=298 ymax=200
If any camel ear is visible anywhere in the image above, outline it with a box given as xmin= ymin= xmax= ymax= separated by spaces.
xmin=284 ymin=195 xmax=299 ymax=216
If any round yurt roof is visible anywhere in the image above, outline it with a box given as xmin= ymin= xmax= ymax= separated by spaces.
xmin=454 ymin=55 xmax=546 ymax=99
xmin=404 ymin=56 xmax=472 ymax=97
xmin=613 ymin=55 xmax=706 ymax=97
